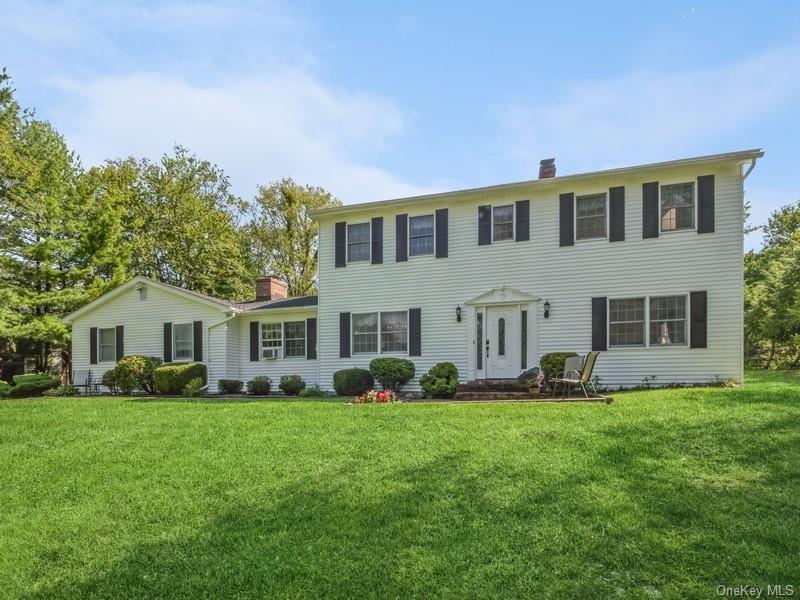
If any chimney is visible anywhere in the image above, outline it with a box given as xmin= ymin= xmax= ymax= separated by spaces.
xmin=255 ymin=276 xmax=288 ymax=301
xmin=539 ymin=158 xmax=556 ymax=179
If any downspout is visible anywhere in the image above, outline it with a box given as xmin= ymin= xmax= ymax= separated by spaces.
xmin=207 ymin=311 xmax=238 ymax=393
xmin=739 ymin=156 xmax=759 ymax=385
xmin=742 ymin=157 xmax=758 ymax=180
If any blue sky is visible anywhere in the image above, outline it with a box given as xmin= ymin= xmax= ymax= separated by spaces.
xmin=2 ymin=1 xmax=799 ymax=249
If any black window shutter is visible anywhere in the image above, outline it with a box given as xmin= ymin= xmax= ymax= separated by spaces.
xmin=559 ymin=193 xmax=575 ymax=247
xmin=591 ymin=297 xmax=608 ymax=351
xmin=642 ymin=182 xmax=659 ymax=238
xmin=193 ymin=320 xmax=203 ymax=362
xmin=697 ymin=175 xmax=715 ymax=234
xmin=371 ymin=217 xmax=383 ymax=264
xmin=115 ymin=325 xmax=124 ymax=362
xmin=163 ymin=323 xmax=173 ymax=363
xmin=335 ymin=221 xmax=347 ymax=268
xmin=306 ymin=318 xmax=317 ymax=360
xmin=609 ymin=186 xmax=625 ymax=242
xmin=478 ymin=205 xmax=492 ymax=245
xmin=339 ymin=312 xmax=351 ymax=358
xmin=515 ymin=200 xmax=530 ymax=242
xmin=690 ymin=291 xmax=708 ymax=348
xmin=90 ymin=327 xmax=98 ymax=365
xmin=395 ymin=214 xmax=408 ymax=262
xmin=249 ymin=321 xmax=260 ymax=361
xmin=409 ymin=308 xmax=421 ymax=356
xmin=435 ymin=208 xmax=448 ymax=258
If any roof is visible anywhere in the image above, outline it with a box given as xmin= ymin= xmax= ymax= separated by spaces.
xmin=233 ymin=296 xmax=318 ymax=311
xmin=310 ymin=148 xmax=764 ymax=219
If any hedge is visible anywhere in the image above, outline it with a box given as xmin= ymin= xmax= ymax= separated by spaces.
xmin=369 ymin=357 xmax=415 ymax=392
xmin=218 ymin=379 xmax=244 ymax=394
xmin=7 ymin=375 xmax=60 ymax=398
xmin=279 ymin=375 xmax=306 ymax=396
xmin=333 ymin=368 xmax=373 ymax=396
xmin=419 ymin=362 xmax=459 ymax=399
xmin=154 ymin=363 xmax=207 ymax=395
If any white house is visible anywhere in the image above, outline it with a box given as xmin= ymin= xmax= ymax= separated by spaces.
xmin=64 ymin=149 xmax=763 ymax=393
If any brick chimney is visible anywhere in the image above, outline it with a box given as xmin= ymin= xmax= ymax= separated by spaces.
xmin=255 ymin=276 xmax=288 ymax=301
xmin=539 ymin=158 xmax=556 ymax=179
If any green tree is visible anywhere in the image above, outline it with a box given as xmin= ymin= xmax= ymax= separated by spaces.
xmin=246 ymin=178 xmax=341 ymax=296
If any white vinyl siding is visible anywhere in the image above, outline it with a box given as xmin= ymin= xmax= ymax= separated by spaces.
xmin=318 ymin=160 xmax=745 ymax=390
xmin=173 ymin=323 xmax=193 ymax=360
xmin=98 ymin=327 xmax=116 ymax=363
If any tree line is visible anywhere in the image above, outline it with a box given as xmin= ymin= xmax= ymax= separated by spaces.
xmin=0 ymin=69 xmax=339 ymax=374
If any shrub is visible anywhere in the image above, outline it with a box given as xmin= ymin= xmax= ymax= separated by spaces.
xmin=299 ymin=385 xmax=328 ymax=398
xmin=218 ymin=379 xmax=244 ymax=394
xmin=154 ymin=363 xmax=207 ymax=395
xmin=183 ymin=377 xmax=206 ymax=397
xmin=279 ymin=375 xmax=306 ymax=396
xmin=101 ymin=370 xmax=118 ymax=394
xmin=369 ymin=357 xmax=415 ymax=392
xmin=419 ymin=362 xmax=459 ymax=399
xmin=333 ymin=368 xmax=374 ymax=396
xmin=354 ymin=389 xmax=397 ymax=403
xmin=44 ymin=385 xmax=80 ymax=397
xmin=246 ymin=376 xmax=272 ymax=395
xmin=12 ymin=373 xmax=55 ymax=385
xmin=0 ymin=380 xmax=11 ymax=398
xmin=7 ymin=376 xmax=59 ymax=398
xmin=539 ymin=352 xmax=579 ymax=392
xmin=112 ymin=355 xmax=162 ymax=394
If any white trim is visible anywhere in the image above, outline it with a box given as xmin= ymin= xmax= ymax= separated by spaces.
xmin=260 ymin=321 xmax=283 ymax=359
xmin=466 ymin=286 xmax=540 ymax=306
xmin=282 ymin=320 xmax=307 ymax=358
xmin=607 ymin=293 xmax=691 ymax=350
xmin=351 ymin=310 xmax=410 ymax=356
xmin=97 ymin=326 xmax=117 ymax=364
xmin=491 ymin=204 xmax=515 ymax=243
xmin=574 ymin=192 xmax=608 ymax=242
xmin=658 ymin=180 xmax=697 ymax=234
xmin=172 ymin=322 xmax=195 ymax=361
xmin=408 ymin=213 xmax=435 ymax=258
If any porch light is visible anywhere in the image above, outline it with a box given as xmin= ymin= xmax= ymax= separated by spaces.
xmin=543 ymin=300 xmax=551 ymax=319
xmin=456 ymin=306 xmax=462 ymax=322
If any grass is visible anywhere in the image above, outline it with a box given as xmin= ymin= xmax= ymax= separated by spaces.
xmin=1 ymin=371 xmax=798 ymax=598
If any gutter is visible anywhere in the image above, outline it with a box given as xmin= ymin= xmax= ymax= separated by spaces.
xmin=742 ymin=156 xmax=759 ymax=179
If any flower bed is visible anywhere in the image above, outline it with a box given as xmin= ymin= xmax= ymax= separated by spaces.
xmin=354 ymin=389 xmax=397 ymax=404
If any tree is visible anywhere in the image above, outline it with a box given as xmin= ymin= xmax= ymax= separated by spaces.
xmin=246 ymin=178 xmax=341 ymax=297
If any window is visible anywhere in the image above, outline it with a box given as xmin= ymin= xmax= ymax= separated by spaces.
xmin=493 ymin=205 xmax=514 ymax=241
xmin=476 ymin=311 xmax=483 ymax=370
xmin=609 ymin=298 xmax=645 ymax=347
xmin=284 ymin=321 xmax=306 ymax=357
xmin=520 ymin=310 xmax=527 ymax=369
xmin=649 ymin=295 xmax=687 ymax=345
xmin=352 ymin=313 xmax=378 ymax=353
xmin=576 ymin=193 xmax=607 ymax=240
xmin=347 ymin=223 xmax=370 ymax=262
xmin=173 ymin=323 xmax=194 ymax=360
xmin=409 ymin=215 xmax=434 ymax=256
xmin=98 ymin=327 xmax=116 ymax=362
xmin=261 ymin=322 xmax=282 ymax=358
xmin=380 ymin=311 xmax=408 ymax=353
xmin=661 ymin=183 xmax=694 ymax=231
xmin=498 ymin=317 xmax=506 ymax=356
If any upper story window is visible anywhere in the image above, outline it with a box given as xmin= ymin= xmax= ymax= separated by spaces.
xmin=576 ymin=193 xmax=607 ymax=240
xmin=98 ymin=327 xmax=116 ymax=362
xmin=493 ymin=205 xmax=514 ymax=241
xmin=261 ymin=322 xmax=282 ymax=358
xmin=173 ymin=323 xmax=193 ymax=360
xmin=347 ymin=222 xmax=370 ymax=262
xmin=649 ymin=295 xmax=687 ymax=345
xmin=661 ymin=183 xmax=694 ymax=232
xmin=409 ymin=215 xmax=434 ymax=256
xmin=609 ymin=298 xmax=645 ymax=347
xmin=283 ymin=321 xmax=306 ymax=357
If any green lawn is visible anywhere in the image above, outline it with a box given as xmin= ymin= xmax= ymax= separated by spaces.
xmin=1 ymin=371 xmax=798 ymax=598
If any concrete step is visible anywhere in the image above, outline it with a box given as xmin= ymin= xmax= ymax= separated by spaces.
xmin=454 ymin=391 xmax=537 ymax=401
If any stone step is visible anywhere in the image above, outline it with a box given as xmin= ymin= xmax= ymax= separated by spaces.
xmin=454 ymin=391 xmax=536 ymax=401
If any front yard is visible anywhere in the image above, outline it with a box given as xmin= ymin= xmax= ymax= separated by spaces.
xmin=1 ymin=371 xmax=798 ymax=598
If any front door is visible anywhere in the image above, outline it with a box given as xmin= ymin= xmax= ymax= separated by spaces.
xmin=486 ymin=306 xmax=518 ymax=378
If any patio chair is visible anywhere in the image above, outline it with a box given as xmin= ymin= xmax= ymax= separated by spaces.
xmin=552 ymin=351 xmax=601 ymax=399
xmin=551 ymin=355 xmax=584 ymax=398
xmin=72 ymin=369 xmax=99 ymax=396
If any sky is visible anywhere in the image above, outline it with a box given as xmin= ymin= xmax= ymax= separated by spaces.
xmin=1 ymin=0 xmax=799 ymax=250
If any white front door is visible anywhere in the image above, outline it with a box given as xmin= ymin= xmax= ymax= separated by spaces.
xmin=486 ymin=306 xmax=518 ymax=378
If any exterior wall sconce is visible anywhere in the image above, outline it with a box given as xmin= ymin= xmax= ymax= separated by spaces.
xmin=456 ymin=306 xmax=462 ymax=322
xmin=543 ymin=300 xmax=551 ymax=319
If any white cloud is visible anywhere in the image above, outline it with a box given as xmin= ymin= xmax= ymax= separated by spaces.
xmin=55 ymin=71 xmax=437 ymax=203
xmin=495 ymin=44 xmax=800 ymax=174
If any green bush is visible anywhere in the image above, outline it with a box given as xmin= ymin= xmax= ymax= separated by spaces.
xmin=111 ymin=355 xmax=162 ymax=394
xmin=419 ymin=362 xmax=459 ymax=399
xmin=218 ymin=379 xmax=244 ymax=394
xmin=7 ymin=376 xmax=59 ymax=398
xmin=154 ymin=363 xmax=207 ymax=395
xmin=369 ymin=357 xmax=415 ymax=392
xmin=101 ymin=370 xmax=118 ymax=394
xmin=279 ymin=375 xmax=306 ymax=396
xmin=299 ymin=385 xmax=328 ymax=398
xmin=333 ymin=368 xmax=374 ymax=396
xmin=539 ymin=352 xmax=580 ymax=391
xmin=183 ymin=377 xmax=206 ymax=397
xmin=13 ymin=373 xmax=55 ymax=385
xmin=247 ymin=376 xmax=272 ymax=395
xmin=0 ymin=380 xmax=11 ymax=398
